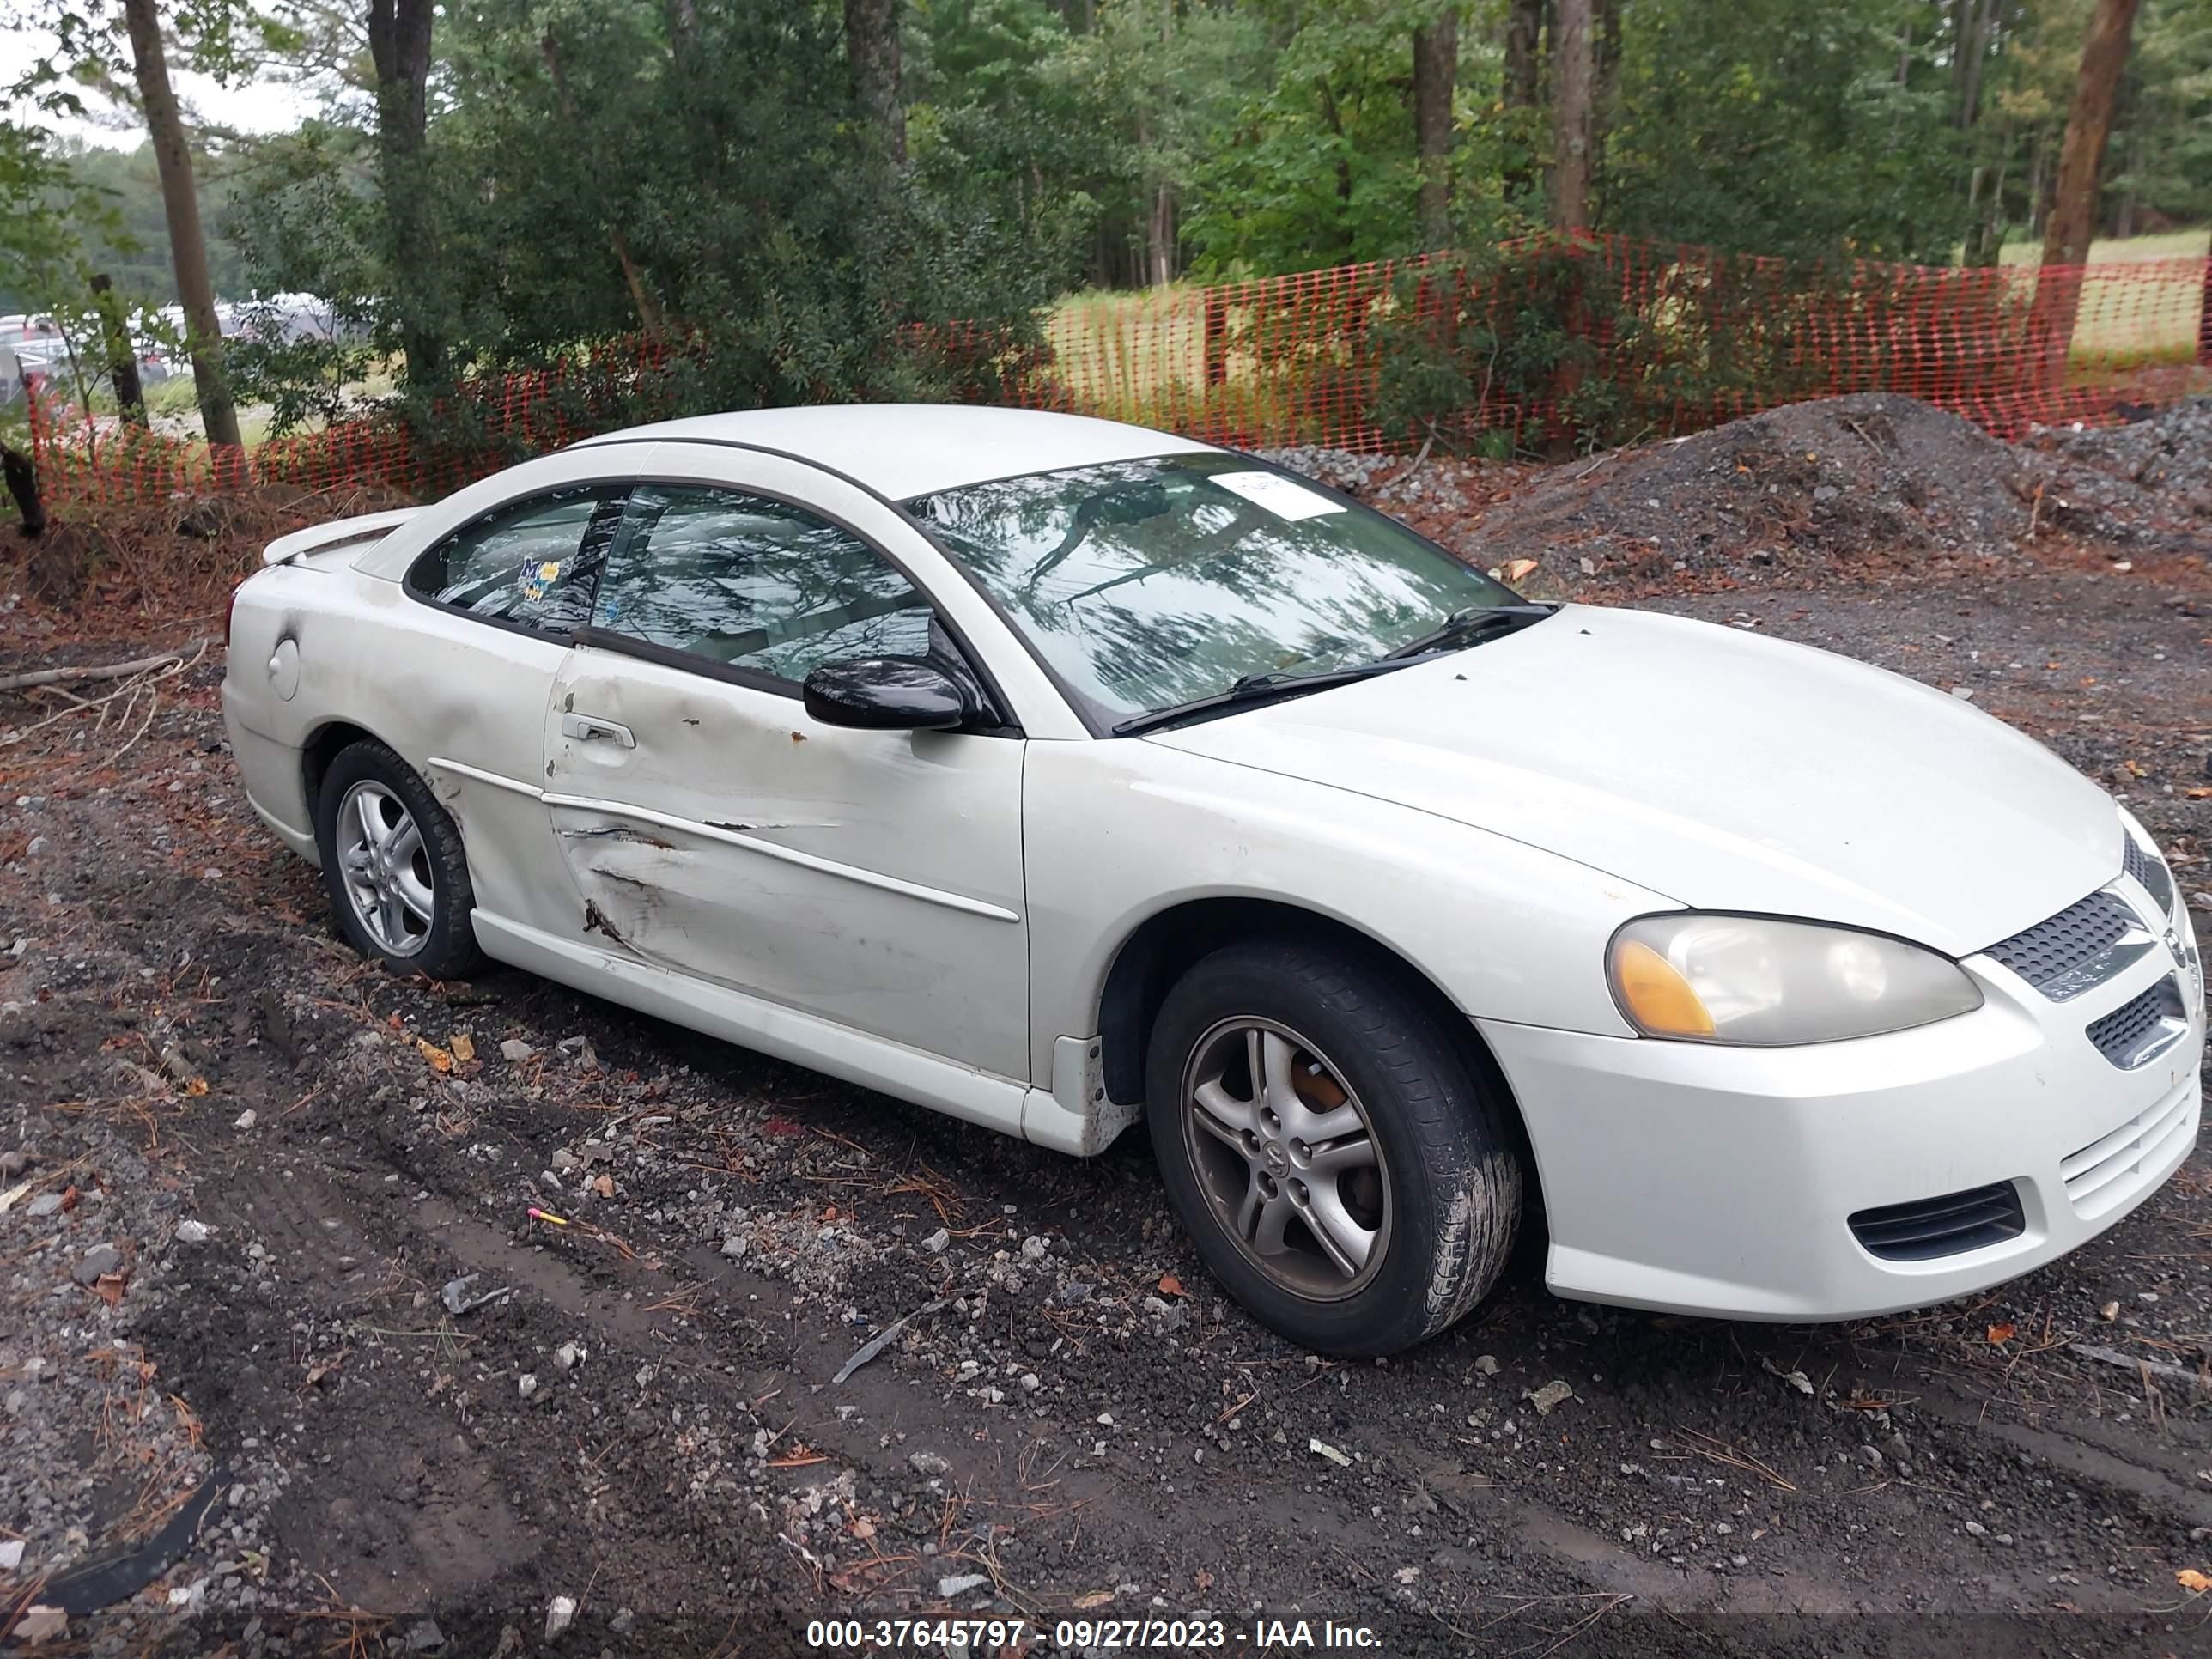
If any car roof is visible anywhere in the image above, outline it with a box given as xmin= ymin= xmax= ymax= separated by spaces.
xmin=570 ymin=403 xmax=1218 ymax=501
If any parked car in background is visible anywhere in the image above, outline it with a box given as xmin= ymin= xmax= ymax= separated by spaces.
xmin=220 ymin=404 xmax=2204 ymax=1355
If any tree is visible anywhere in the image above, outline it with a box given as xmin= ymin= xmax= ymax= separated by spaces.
xmin=1550 ymin=0 xmax=1593 ymax=231
xmin=1501 ymin=0 xmax=1542 ymax=203
xmin=366 ymin=0 xmax=441 ymax=384
xmin=847 ymin=0 xmax=907 ymax=164
xmin=2041 ymin=0 xmax=2142 ymax=267
xmin=121 ymin=0 xmax=243 ymax=447
xmin=1410 ymin=6 xmax=1456 ymax=250
xmin=2033 ymin=0 xmax=2142 ymax=368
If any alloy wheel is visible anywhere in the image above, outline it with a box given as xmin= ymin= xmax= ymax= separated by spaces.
xmin=336 ymin=780 xmax=435 ymax=957
xmin=1180 ymin=1017 xmax=1391 ymax=1299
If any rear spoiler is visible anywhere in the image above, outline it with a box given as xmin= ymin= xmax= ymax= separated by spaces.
xmin=261 ymin=507 xmax=422 ymax=567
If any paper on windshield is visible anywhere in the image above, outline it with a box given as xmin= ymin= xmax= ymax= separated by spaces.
xmin=1210 ymin=470 xmax=1345 ymax=522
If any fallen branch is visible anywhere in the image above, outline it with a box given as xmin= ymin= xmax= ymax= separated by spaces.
xmin=0 ymin=639 xmax=215 ymax=694
xmin=833 ymin=1297 xmax=946 ymax=1384
xmin=2071 ymin=1341 xmax=2209 ymax=1392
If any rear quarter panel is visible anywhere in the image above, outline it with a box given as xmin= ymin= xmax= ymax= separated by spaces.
xmin=222 ymin=554 xmax=575 ymax=934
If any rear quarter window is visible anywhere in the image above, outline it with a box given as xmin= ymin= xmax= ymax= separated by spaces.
xmin=404 ymin=486 xmax=625 ymax=635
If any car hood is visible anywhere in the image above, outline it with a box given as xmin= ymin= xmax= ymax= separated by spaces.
xmin=1147 ymin=605 xmax=2121 ymax=956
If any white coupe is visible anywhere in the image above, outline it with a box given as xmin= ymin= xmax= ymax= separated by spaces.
xmin=222 ymin=405 xmax=2205 ymax=1354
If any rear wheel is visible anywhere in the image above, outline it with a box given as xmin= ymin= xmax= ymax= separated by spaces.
xmin=1146 ymin=939 xmax=1521 ymax=1354
xmin=313 ymin=739 xmax=485 ymax=979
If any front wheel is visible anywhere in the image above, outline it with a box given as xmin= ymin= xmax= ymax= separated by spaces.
xmin=1146 ymin=939 xmax=1522 ymax=1355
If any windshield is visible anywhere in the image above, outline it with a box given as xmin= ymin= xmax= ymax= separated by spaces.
xmin=908 ymin=453 xmax=1518 ymax=726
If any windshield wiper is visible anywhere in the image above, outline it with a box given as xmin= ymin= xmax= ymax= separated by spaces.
xmin=1111 ymin=604 xmax=1559 ymax=738
xmin=1113 ymin=658 xmax=1416 ymax=737
xmin=1382 ymin=602 xmax=1559 ymax=660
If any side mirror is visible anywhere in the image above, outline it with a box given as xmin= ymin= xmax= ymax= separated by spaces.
xmin=802 ymin=657 xmax=970 ymax=732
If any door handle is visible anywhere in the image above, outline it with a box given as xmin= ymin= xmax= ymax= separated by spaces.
xmin=562 ymin=712 xmax=635 ymax=749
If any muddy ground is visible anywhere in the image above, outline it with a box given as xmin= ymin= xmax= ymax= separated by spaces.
xmin=3 ymin=401 xmax=2212 ymax=1659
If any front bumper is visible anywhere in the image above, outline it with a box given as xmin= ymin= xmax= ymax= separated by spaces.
xmin=1480 ymin=912 xmax=2204 ymax=1322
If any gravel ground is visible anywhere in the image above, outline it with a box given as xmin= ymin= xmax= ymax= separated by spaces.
xmin=3 ymin=403 xmax=2210 ymax=1658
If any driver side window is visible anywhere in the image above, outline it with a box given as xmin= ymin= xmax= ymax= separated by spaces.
xmin=590 ymin=484 xmax=934 ymax=686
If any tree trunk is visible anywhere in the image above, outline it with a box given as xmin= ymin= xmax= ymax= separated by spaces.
xmin=1502 ymin=0 xmax=1542 ymax=201
xmin=1593 ymin=0 xmax=1620 ymax=191
xmin=2034 ymin=0 xmax=2142 ymax=369
xmin=1315 ymin=78 xmax=1357 ymax=256
xmin=541 ymin=33 xmax=664 ymax=339
xmin=90 ymin=274 xmax=147 ymax=428
xmin=1549 ymin=0 xmax=1594 ymax=232
xmin=1 ymin=441 xmax=46 ymax=538
xmin=119 ymin=0 xmax=240 ymax=452
xmin=1953 ymin=0 xmax=1995 ymax=129
xmin=2197 ymin=254 xmax=2212 ymax=367
xmin=844 ymin=0 xmax=905 ymax=165
xmin=368 ymin=0 xmax=443 ymax=386
xmin=1148 ymin=181 xmax=1174 ymax=289
xmin=1411 ymin=13 xmax=1457 ymax=251
xmin=1504 ymin=0 xmax=1541 ymax=106
xmin=665 ymin=0 xmax=697 ymax=57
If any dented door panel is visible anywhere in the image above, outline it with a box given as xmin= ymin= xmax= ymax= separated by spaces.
xmin=542 ymin=647 xmax=1030 ymax=1080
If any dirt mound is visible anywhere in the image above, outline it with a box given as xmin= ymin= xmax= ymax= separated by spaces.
xmin=1296 ymin=392 xmax=2199 ymax=599
xmin=2033 ymin=395 xmax=2212 ymax=516
xmin=1460 ymin=394 xmax=2058 ymax=592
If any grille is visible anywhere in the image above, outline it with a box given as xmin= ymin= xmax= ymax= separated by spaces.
xmin=2085 ymin=976 xmax=2186 ymax=1070
xmin=2123 ymin=834 xmax=2176 ymax=919
xmin=1849 ymin=1182 xmax=2026 ymax=1262
xmin=1984 ymin=891 xmax=2137 ymax=994
xmin=2062 ymin=1081 xmax=2198 ymax=1219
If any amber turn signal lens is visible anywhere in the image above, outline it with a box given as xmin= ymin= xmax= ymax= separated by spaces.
xmin=1613 ymin=939 xmax=1717 ymax=1037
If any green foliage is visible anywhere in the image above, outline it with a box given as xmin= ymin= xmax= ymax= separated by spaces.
xmin=1602 ymin=0 xmax=1970 ymax=264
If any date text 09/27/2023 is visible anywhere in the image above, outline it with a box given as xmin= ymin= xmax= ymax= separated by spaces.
xmin=804 ymin=1616 xmax=1384 ymax=1650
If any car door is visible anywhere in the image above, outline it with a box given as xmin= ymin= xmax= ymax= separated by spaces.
xmin=395 ymin=478 xmax=630 ymax=934
xmin=539 ymin=471 xmax=1031 ymax=1083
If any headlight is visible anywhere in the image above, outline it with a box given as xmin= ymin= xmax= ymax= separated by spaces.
xmin=1607 ymin=914 xmax=1984 ymax=1046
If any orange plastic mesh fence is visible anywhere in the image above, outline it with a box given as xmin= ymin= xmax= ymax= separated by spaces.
xmin=26 ymin=235 xmax=2212 ymax=507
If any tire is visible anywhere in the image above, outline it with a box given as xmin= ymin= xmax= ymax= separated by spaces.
xmin=1145 ymin=939 xmax=1522 ymax=1355
xmin=313 ymin=738 xmax=487 ymax=980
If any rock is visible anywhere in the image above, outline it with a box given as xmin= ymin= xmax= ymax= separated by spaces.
xmin=1474 ymin=1354 xmax=1500 ymax=1376
xmin=234 ymin=1109 xmax=257 ymax=1130
xmin=908 ymin=1451 xmax=952 ymax=1477
xmin=1020 ymin=1373 xmax=1041 ymax=1393
xmin=500 ymin=1039 xmax=536 ymax=1063
xmin=0 ymin=1148 xmax=28 ymax=1176
xmin=554 ymin=1342 xmax=583 ymax=1372
xmin=551 ymin=1149 xmax=580 ymax=1174
xmin=1966 ymin=1520 xmax=1987 ymax=1538
xmin=938 ymin=1572 xmax=989 ymax=1598
xmin=404 ymin=1620 xmax=446 ymax=1651
xmin=27 ymin=1192 xmax=62 ymax=1218
xmin=15 ymin=1605 xmax=65 ymax=1646
xmin=517 ymin=1373 xmax=538 ymax=1400
xmin=73 ymin=1243 xmax=122 ymax=1285
xmin=0 ymin=1540 xmax=22 ymax=1570
xmin=1528 ymin=1379 xmax=1575 ymax=1415
xmin=176 ymin=1220 xmax=211 ymax=1245
xmin=720 ymin=1235 xmax=747 ymax=1260
xmin=921 ymin=1228 xmax=950 ymax=1254
xmin=609 ymin=1609 xmax=634 ymax=1636
xmin=544 ymin=1596 xmax=576 ymax=1642
xmin=1857 ymin=1444 xmax=1883 ymax=1469
xmin=1020 ymin=1235 xmax=1048 ymax=1261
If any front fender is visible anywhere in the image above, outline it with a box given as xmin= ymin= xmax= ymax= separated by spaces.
xmin=1022 ymin=735 xmax=1678 ymax=1087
